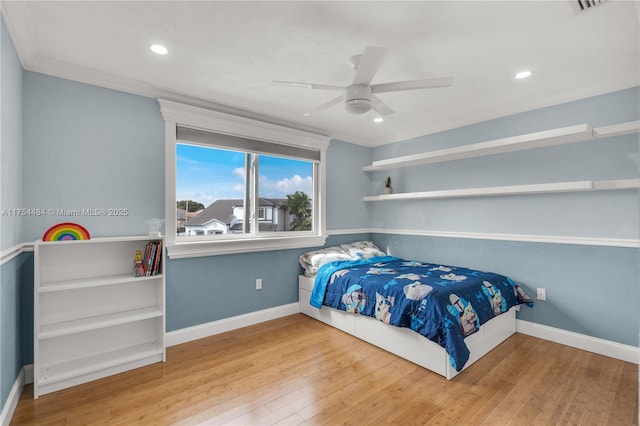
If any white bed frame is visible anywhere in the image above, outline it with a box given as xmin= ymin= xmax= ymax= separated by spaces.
xmin=299 ymin=275 xmax=518 ymax=380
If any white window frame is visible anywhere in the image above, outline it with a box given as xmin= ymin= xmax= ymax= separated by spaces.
xmin=159 ymin=99 xmax=329 ymax=259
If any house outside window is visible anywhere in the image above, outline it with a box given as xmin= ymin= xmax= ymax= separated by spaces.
xmin=159 ymin=99 xmax=329 ymax=258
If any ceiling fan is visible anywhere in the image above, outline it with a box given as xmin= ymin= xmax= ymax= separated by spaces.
xmin=273 ymin=46 xmax=453 ymax=117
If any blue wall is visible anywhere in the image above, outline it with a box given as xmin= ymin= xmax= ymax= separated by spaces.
xmin=166 ymin=233 xmax=371 ymax=331
xmin=369 ymin=88 xmax=639 ymax=240
xmin=325 ymin=140 xmax=371 ymax=231
xmin=22 ymin=72 xmax=165 ymax=242
xmin=368 ymin=88 xmax=639 ymax=347
xmin=1 ymin=15 xmax=24 ymax=251
xmin=19 ymin=72 xmax=379 ymax=336
xmin=0 ymin=15 xmax=25 ymax=414
xmin=0 ymin=254 xmax=31 ymax=407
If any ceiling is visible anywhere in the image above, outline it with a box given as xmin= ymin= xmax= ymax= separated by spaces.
xmin=3 ymin=1 xmax=639 ymax=146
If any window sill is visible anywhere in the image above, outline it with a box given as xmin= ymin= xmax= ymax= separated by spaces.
xmin=166 ymin=234 xmax=328 ymax=259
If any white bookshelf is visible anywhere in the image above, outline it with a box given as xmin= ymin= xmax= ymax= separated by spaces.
xmin=34 ymin=236 xmax=165 ymax=398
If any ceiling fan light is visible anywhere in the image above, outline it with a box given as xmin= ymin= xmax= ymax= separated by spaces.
xmin=515 ymin=70 xmax=532 ymax=79
xmin=345 ymin=98 xmax=372 ymax=114
xmin=150 ymin=44 xmax=168 ymax=55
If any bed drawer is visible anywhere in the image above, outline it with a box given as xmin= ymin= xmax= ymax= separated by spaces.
xmin=298 ymin=276 xmax=356 ymax=335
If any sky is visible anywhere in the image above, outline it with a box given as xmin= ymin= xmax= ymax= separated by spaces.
xmin=177 ymin=143 xmax=313 ymax=207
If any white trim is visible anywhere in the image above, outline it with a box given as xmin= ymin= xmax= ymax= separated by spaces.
xmin=0 ymin=367 xmax=25 ymax=426
xmin=23 ymin=364 xmax=33 ymax=384
xmin=516 ymin=319 xmax=639 ymax=365
xmin=165 ymin=303 xmax=299 ymax=347
xmin=166 ymin=234 xmax=327 ymax=259
xmin=0 ymin=242 xmax=34 ymax=266
xmin=158 ymin=99 xmax=330 ymax=151
xmin=327 ymin=227 xmax=639 ymax=248
xmin=164 ymin=119 xmax=178 ymax=248
xmin=326 ymin=228 xmax=372 ymax=236
xmin=371 ymin=228 xmax=640 ymax=248
xmin=160 ymin=99 xmax=330 ymax=257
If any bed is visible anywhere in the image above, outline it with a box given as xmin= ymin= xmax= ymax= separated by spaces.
xmin=298 ymin=241 xmax=533 ymax=380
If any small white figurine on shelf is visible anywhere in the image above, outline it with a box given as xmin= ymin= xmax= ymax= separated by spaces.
xmin=146 ymin=218 xmax=165 ymax=237
xmin=133 ymin=249 xmax=144 ymax=277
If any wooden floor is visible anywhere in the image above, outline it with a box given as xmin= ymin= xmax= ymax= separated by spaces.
xmin=11 ymin=314 xmax=638 ymax=425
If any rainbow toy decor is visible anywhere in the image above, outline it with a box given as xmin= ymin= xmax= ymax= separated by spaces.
xmin=42 ymin=222 xmax=91 ymax=241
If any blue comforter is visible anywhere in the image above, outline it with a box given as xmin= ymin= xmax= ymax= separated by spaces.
xmin=311 ymin=257 xmax=532 ymax=371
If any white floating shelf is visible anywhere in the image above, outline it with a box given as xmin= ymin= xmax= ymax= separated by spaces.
xmin=593 ymin=120 xmax=640 ymax=138
xmin=363 ymin=120 xmax=640 ymax=172
xmin=39 ymin=274 xmax=162 ymax=293
xmin=39 ymin=307 xmax=163 ymax=339
xmin=363 ymin=179 xmax=640 ymax=202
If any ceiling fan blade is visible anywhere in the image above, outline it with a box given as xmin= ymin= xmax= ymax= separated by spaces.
xmin=371 ymin=77 xmax=454 ymax=94
xmin=352 ymin=46 xmax=387 ymax=86
xmin=306 ymin=95 xmax=343 ymax=116
xmin=371 ymin=95 xmax=394 ymax=116
xmin=272 ymin=80 xmax=343 ymax=91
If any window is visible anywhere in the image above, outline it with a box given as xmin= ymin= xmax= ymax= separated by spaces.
xmin=176 ymin=142 xmax=315 ymax=236
xmin=159 ymin=99 xmax=329 ymax=258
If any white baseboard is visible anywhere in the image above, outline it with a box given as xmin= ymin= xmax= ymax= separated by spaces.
xmin=22 ymin=364 xmax=33 ymax=385
xmin=165 ymin=303 xmax=300 ymax=347
xmin=516 ymin=319 xmax=639 ymax=364
xmin=0 ymin=367 xmax=26 ymax=426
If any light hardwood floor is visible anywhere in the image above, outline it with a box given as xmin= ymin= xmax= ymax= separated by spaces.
xmin=11 ymin=314 xmax=638 ymax=425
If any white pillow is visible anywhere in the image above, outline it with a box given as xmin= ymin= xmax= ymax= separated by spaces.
xmin=339 ymin=241 xmax=386 ymax=259
xmin=299 ymin=246 xmax=352 ymax=277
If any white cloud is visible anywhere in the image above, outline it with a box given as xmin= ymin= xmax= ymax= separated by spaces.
xmin=260 ymin=174 xmax=312 ymax=197
xmin=232 ymin=167 xmax=245 ymax=179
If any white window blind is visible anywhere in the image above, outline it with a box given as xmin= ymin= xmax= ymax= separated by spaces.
xmin=176 ymin=126 xmax=321 ymax=162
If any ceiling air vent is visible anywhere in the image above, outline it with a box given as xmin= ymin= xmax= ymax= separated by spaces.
xmin=576 ymin=0 xmax=608 ymax=12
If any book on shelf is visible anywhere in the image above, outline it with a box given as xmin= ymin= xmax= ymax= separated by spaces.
xmin=142 ymin=240 xmax=162 ymax=276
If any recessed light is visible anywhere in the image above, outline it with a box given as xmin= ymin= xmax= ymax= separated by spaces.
xmin=374 ymin=117 xmax=383 ymax=123
xmin=150 ymin=44 xmax=168 ymax=55
xmin=515 ymin=70 xmax=532 ymax=79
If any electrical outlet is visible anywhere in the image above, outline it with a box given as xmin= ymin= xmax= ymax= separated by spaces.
xmin=536 ymin=288 xmax=546 ymax=301
xmin=256 ymin=278 xmax=262 ymax=290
